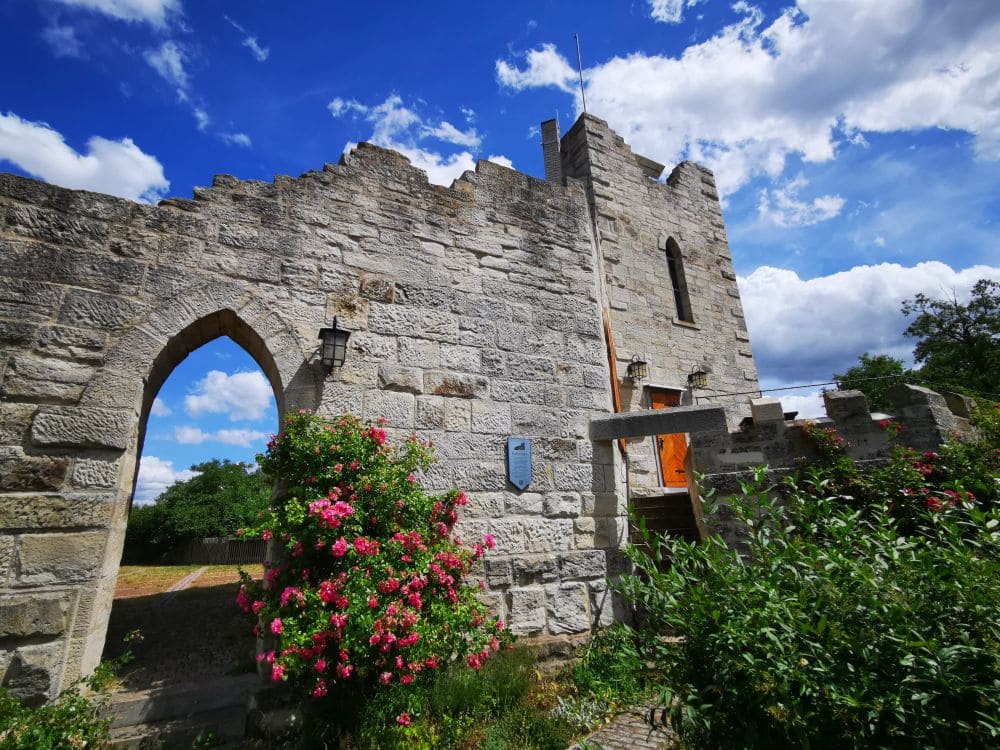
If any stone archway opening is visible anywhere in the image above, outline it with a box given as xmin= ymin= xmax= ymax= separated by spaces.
xmin=100 ymin=312 xmax=283 ymax=697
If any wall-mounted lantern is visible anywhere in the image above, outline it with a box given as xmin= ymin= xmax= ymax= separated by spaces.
xmin=318 ymin=318 xmax=351 ymax=370
xmin=626 ymin=354 xmax=649 ymax=385
xmin=688 ymin=362 xmax=712 ymax=390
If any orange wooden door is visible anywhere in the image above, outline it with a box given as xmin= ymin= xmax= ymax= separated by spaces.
xmin=649 ymin=389 xmax=688 ymax=488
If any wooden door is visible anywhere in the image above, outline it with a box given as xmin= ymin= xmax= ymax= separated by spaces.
xmin=649 ymin=389 xmax=688 ymax=488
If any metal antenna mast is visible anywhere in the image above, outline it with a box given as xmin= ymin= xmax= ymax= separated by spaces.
xmin=574 ymin=33 xmax=588 ymax=114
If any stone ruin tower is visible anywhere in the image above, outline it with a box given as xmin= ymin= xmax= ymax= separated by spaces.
xmin=0 ymin=112 xmax=757 ymax=702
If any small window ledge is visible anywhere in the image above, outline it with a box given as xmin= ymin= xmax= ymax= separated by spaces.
xmin=672 ymin=317 xmax=699 ymax=330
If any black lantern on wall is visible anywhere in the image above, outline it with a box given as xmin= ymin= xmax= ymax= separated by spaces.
xmin=318 ymin=318 xmax=351 ymax=370
xmin=626 ymin=354 xmax=649 ymax=384
xmin=688 ymin=362 xmax=711 ymax=390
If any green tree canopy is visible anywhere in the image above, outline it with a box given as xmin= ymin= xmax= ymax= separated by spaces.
xmin=126 ymin=459 xmax=271 ymax=549
xmin=833 ymin=353 xmax=908 ymax=412
xmin=903 ymin=278 xmax=1000 ymax=397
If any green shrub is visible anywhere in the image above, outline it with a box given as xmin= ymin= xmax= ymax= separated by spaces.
xmin=0 ymin=686 xmax=110 ymax=750
xmin=620 ymin=465 xmax=1000 ymax=749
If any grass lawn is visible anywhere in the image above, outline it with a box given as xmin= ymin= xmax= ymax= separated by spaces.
xmin=114 ymin=564 xmax=263 ymax=599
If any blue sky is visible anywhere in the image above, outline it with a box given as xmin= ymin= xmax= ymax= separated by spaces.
xmin=1 ymin=1 xmax=998 ymax=501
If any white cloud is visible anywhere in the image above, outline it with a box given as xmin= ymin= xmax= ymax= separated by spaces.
xmin=224 ymin=15 xmax=270 ymax=62
xmin=150 ymin=397 xmax=172 ymax=416
xmin=757 ymin=175 xmax=845 ymax=227
xmin=52 ymin=0 xmax=180 ymax=27
xmin=174 ymin=424 xmax=208 ymax=443
xmin=740 ymin=261 xmax=1000 ymax=385
xmin=242 ymin=36 xmax=269 ymax=62
xmin=648 ymin=0 xmax=702 ymax=25
xmin=193 ymin=108 xmax=209 ymax=131
xmin=496 ymin=43 xmax=576 ymax=93
xmin=221 ymin=132 xmax=251 ymax=147
xmin=41 ymin=25 xmax=85 ymax=58
xmin=0 ymin=112 xmax=169 ymax=202
xmin=184 ymin=369 xmax=273 ymax=421
xmin=144 ymin=40 xmax=189 ymax=99
xmin=215 ymin=428 xmax=267 ymax=447
xmin=423 ymin=121 xmax=480 ymax=149
xmin=487 ymin=154 xmax=514 ymax=169
xmin=174 ymin=425 xmax=266 ymax=447
xmin=767 ymin=390 xmax=827 ymax=419
xmin=496 ymin=1 xmax=1000 ymax=194
xmin=134 ymin=455 xmax=198 ymax=504
xmin=330 ymin=94 xmax=484 ymax=185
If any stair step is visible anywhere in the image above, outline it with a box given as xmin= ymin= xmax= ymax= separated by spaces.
xmin=110 ymin=705 xmax=246 ymax=749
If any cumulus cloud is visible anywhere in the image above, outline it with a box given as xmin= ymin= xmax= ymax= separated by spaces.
xmin=487 ymin=154 xmax=515 ymax=169
xmin=0 ymin=112 xmax=169 ymax=202
xmin=648 ymin=0 xmax=702 ymax=25
xmin=144 ymin=40 xmax=189 ymax=99
xmin=150 ymin=396 xmax=172 ymax=416
xmin=174 ymin=425 xmax=266 ymax=447
xmin=496 ymin=1 xmax=1000 ymax=194
xmin=184 ymin=369 xmax=273 ymax=421
xmin=41 ymin=25 xmax=86 ymax=58
xmin=329 ymin=94 xmax=484 ymax=185
xmin=52 ymin=0 xmax=180 ymax=27
xmin=224 ymin=15 xmax=270 ymax=62
xmin=134 ymin=455 xmax=198 ymax=504
xmin=221 ymin=132 xmax=251 ymax=147
xmin=740 ymin=261 xmax=1000 ymax=386
xmin=757 ymin=175 xmax=845 ymax=227
xmin=768 ymin=390 xmax=827 ymax=419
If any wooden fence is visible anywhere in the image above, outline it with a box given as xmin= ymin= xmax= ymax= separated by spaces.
xmin=181 ymin=537 xmax=268 ymax=565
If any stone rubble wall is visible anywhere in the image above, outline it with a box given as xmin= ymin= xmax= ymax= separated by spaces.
xmin=557 ymin=115 xmax=759 ymax=495
xmin=691 ymin=384 xmax=974 ymax=477
xmin=0 ymin=142 xmax=627 ymax=701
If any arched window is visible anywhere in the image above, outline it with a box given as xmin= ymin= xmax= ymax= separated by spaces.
xmin=665 ymin=238 xmax=694 ymax=323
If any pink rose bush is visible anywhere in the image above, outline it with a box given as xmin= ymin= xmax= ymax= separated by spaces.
xmin=237 ymin=411 xmax=509 ymax=705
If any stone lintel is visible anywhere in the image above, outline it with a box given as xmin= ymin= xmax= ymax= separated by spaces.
xmin=589 ymin=405 xmax=727 ymax=441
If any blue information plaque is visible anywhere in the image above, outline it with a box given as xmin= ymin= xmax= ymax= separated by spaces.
xmin=506 ymin=437 xmax=532 ymax=491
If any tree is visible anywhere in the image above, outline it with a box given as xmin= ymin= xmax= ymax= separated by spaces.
xmin=126 ymin=459 xmax=271 ymax=549
xmin=833 ymin=353 xmax=908 ymax=412
xmin=902 ymin=279 xmax=1000 ymax=396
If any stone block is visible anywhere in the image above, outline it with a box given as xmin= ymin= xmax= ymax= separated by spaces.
xmin=443 ymin=398 xmax=472 ymax=431
xmin=589 ymin=404 xmax=728 ymax=441
xmin=0 ymin=592 xmax=72 ymax=638
xmin=508 ymin=587 xmax=546 ymax=635
xmin=470 ymin=400 xmax=511 ymax=434
xmin=16 ymin=530 xmax=107 ymax=585
xmin=558 ymin=549 xmax=607 ymax=580
xmin=482 ymin=557 xmax=512 ymax=587
xmin=378 ymin=365 xmax=424 ymax=394
xmin=0 ymin=493 xmax=116 ymax=530
xmin=424 ymin=372 xmax=490 ymax=399
xmin=512 ymin=555 xmax=558 ymax=583
xmin=505 ymin=491 xmax=543 ymax=515
xmin=0 ymin=277 xmax=63 ymax=322
xmin=823 ymin=390 xmax=870 ymax=422
xmin=0 ymin=449 xmax=69 ymax=492
xmin=31 ymin=407 xmax=135 ymax=450
xmin=70 ymin=459 xmax=120 ymax=489
xmin=1 ymin=641 xmax=65 ymax=706
xmin=362 ymin=390 xmax=414 ymax=429
xmin=523 ymin=519 xmax=573 ymax=553
xmin=543 ymin=491 xmax=581 ymax=518
xmin=0 ymin=403 xmax=36 ymax=444
xmin=1 ymin=356 xmax=94 ymax=403
xmin=750 ymin=397 xmax=785 ymax=425
xmin=545 ymin=582 xmax=590 ymax=635
xmin=58 ymin=290 xmax=147 ymax=331
xmin=487 ymin=518 xmax=525 ymax=554
xmin=415 ymin=395 xmax=444 ymax=429
xmin=464 ymin=492 xmax=504 ymax=518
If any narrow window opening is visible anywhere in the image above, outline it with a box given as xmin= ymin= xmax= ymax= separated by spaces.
xmin=665 ymin=239 xmax=694 ymax=322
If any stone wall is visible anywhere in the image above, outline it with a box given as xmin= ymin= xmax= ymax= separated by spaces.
xmin=554 ymin=114 xmax=759 ymax=494
xmin=691 ymin=384 xmax=974 ymax=476
xmin=0 ymin=141 xmax=629 ymax=701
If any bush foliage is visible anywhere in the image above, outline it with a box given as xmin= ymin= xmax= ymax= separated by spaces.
xmin=621 ymin=410 xmax=1000 ymax=749
xmin=238 ymin=411 xmax=509 ymax=726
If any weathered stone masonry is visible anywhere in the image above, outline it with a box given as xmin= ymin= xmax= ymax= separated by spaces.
xmin=0 ymin=112 xmax=759 ymax=702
